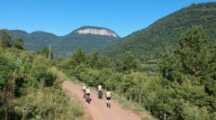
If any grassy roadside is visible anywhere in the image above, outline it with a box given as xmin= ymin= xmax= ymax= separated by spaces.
xmin=50 ymin=67 xmax=85 ymax=120
xmin=112 ymin=93 xmax=157 ymax=120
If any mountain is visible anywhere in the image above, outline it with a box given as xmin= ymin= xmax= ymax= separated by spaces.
xmin=1 ymin=26 xmax=119 ymax=57
xmin=104 ymin=2 xmax=216 ymax=60
xmin=55 ymin=26 xmax=119 ymax=56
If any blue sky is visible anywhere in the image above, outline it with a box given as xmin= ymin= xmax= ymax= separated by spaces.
xmin=0 ymin=0 xmax=214 ymax=37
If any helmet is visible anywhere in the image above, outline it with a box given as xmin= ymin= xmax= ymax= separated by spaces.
xmin=82 ymin=85 xmax=86 ymax=90
xmin=98 ymin=85 xmax=102 ymax=90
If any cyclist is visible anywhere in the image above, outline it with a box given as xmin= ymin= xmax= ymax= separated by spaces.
xmin=82 ymin=85 xmax=87 ymax=98
xmin=105 ymin=91 xmax=112 ymax=108
xmin=85 ymin=88 xmax=91 ymax=103
xmin=97 ymin=84 xmax=103 ymax=99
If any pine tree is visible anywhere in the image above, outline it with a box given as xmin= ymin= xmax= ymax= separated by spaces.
xmin=48 ymin=45 xmax=54 ymax=60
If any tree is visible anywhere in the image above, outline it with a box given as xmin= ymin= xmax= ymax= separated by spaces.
xmin=0 ymin=30 xmax=12 ymax=48
xmin=70 ymin=48 xmax=86 ymax=66
xmin=48 ymin=45 xmax=54 ymax=60
xmin=14 ymin=38 xmax=24 ymax=50
xmin=87 ymin=52 xmax=99 ymax=68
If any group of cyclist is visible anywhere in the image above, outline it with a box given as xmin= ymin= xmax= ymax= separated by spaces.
xmin=82 ymin=84 xmax=112 ymax=108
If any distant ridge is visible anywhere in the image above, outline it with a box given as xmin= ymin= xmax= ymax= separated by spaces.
xmin=0 ymin=26 xmax=120 ymax=57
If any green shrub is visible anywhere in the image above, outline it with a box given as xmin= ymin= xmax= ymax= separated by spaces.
xmin=181 ymin=102 xmax=210 ymax=120
xmin=14 ymin=88 xmax=83 ymax=120
xmin=31 ymin=64 xmax=56 ymax=87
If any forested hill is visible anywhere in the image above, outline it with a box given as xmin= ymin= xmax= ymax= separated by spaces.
xmin=0 ymin=26 xmax=120 ymax=57
xmin=104 ymin=2 xmax=216 ymax=60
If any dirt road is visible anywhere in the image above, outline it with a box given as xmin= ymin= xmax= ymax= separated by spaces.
xmin=63 ymin=81 xmax=141 ymax=120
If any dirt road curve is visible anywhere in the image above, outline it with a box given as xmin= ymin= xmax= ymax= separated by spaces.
xmin=63 ymin=81 xmax=141 ymax=120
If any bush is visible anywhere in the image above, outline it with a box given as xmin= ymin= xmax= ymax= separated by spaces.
xmin=31 ymin=64 xmax=56 ymax=87
xmin=14 ymin=88 xmax=83 ymax=120
xmin=181 ymin=102 xmax=210 ymax=120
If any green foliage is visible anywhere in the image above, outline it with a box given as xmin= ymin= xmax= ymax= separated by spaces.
xmin=176 ymin=26 xmax=210 ymax=77
xmin=158 ymin=27 xmax=216 ymax=119
xmin=160 ymin=26 xmax=214 ymax=83
xmin=180 ymin=102 xmax=210 ymax=120
xmin=14 ymin=88 xmax=83 ymax=120
xmin=31 ymin=64 xmax=56 ymax=87
xmin=0 ymin=46 xmax=83 ymax=119
xmin=0 ymin=55 xmax=17 ymax=90
xmin=114 ymin=51 xmax=139 ymax=72
xmin=87 ymin=52 xmax=112 ymax=69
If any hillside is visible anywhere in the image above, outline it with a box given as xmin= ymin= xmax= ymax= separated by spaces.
xmin=9 ymin=30 xmax=59 ymax=51
xmin=1 ymin=26 xmax=120 ymax=57
xmin=104 ymin=2 xmax=216 ymax=60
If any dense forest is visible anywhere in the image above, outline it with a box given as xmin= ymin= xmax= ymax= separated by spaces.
xmin=105 ymin=2 xmax=216 ymax=60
